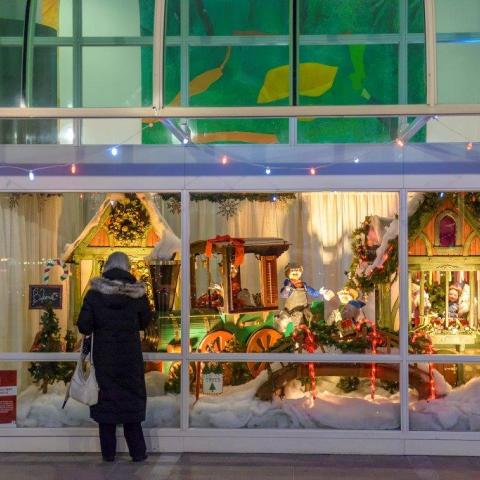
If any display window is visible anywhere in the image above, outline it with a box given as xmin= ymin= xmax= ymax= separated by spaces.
xmin=189 ymin=192 xmax=399 ymax=357
xmin=409 ymin=362 xmax=480 ymax=431
xmin=408 ymin=192 xmax=480 ymax=356
xmin=0 ymin=360 xmax=180 ymax=428
xmin=189 ymin=361 xmax=400 ymax=430
xmin=0 ymin=192 xmax=182 ymax=353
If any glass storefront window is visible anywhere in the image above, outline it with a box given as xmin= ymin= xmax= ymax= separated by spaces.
xmin=409 ymin=362 xmax=480 ymax=431
xmin=408 ymin=192 xmax=480 ymax=355
xmin=189 ymin=192 xmax=399 ymax=356
xmin=0 ymin=360 xmax=179 ymax=428
xmin=436 ymin=0 xmax=480 ymax=104
xmin=0 ymin=192 xmax=182 ymax=353
xmin=189 ymin=361 xmax=400 ymax=429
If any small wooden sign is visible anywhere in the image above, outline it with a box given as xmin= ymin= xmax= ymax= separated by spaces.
xmin=28 ymin=285 xmax=63 ymax=310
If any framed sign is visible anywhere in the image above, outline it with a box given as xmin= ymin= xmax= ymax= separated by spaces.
xmin=29 ymin=284 xmax=63 ymax=310
xmin=0 ymin=371 xmax=17 ymax=427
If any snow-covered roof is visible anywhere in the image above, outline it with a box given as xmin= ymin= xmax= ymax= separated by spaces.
xmin=62 ymin=192 xmax=178 ymax=262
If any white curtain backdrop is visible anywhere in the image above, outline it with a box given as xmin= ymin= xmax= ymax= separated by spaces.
xmin=190 ymin=192 xmax=399 ymax=315
xmin=0 ymin=193 xmax=102 ymax=353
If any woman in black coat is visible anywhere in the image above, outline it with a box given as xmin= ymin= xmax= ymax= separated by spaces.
xmin=77 ymin=251 xmax=152 ymax=462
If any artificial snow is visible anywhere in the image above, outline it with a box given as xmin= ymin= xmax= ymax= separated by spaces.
xmin=15 ymin=368 xmax=480 ymax=432
xmin=410 ymin=377 xmax=480 ymax=431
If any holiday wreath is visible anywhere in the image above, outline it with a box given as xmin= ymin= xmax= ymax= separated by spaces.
xmin=107 ymin=194 xmax=149 ymax=245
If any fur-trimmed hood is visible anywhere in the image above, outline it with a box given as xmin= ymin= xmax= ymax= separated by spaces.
xmin=89 ymin=276 xmax=146 ymax=298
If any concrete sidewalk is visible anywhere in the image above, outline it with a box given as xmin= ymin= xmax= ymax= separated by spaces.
xmin=1 ymin=452 xmax=479 ymax=479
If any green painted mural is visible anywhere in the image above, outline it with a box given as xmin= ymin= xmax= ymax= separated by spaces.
xmin=143 ymin=0 xmax=426 ymax=145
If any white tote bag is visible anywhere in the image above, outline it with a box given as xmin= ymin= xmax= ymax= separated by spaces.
xmin=67 ymin=335 xmax=99 ymax=406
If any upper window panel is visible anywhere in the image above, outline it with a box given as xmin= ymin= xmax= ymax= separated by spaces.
xmin=0 ymin=0 xmax=27 ymax=36
xmin=165 ymin=0 xmax=426 ymax=107
xmin=189 ymin=0 xmax=289 ymax=36
xmin=82 ymin=0 xmax=153 ymax=37
xmin=300 ymin=0 xmax=399 ymax=35
xmin=26 ymin=0 xmax=154 ymax=107
xmin=34 ymin=0 xmax=72 ymax=37
xmin=435 ymin=0 xmax=480 ymax=104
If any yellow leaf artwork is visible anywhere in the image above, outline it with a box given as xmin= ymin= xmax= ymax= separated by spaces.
xmin=169 ymin=47 xmax=232 ymax=107
xmin=257 ymin=63 xmax=338 ymax=104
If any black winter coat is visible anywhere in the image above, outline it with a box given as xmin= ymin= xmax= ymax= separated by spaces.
xmin=77 ymin=268 xmax=152 ymax=424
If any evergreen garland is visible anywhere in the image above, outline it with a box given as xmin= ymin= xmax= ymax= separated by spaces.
xmin=157 ymin=192 xmax=296 ymax=207
xmin=345 ymin=216 xmax=398 ymax=294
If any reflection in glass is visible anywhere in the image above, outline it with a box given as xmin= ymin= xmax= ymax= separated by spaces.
xmin=189 ymin=361 xmax=400 ymax=429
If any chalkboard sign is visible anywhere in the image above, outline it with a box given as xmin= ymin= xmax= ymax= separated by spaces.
xmin=29 ymin=285 xmax=63 ymax=310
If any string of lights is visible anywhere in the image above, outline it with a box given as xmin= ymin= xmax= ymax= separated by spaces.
xmin=0 ymin=115 xmax=476 ymax=182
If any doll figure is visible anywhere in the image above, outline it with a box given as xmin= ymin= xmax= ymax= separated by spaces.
xmin=448 ymin=283 xmax=469 ymax=320
xmin=326 ymin=288 xmax=359 ymax=326
xmin=275 ymin=263 xmax=333 ymax=332
xmin=339 ymin=299 xmax=366 ymax=336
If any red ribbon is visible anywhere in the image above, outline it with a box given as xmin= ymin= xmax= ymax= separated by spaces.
xmin=293 ymin=325 xmax=317 ymax=399
xmin=205 ymin=235 xmax=245 ymax=266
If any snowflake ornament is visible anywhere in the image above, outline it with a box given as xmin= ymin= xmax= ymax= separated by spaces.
xmin=217 ymin=199 xmax=240 ymax=220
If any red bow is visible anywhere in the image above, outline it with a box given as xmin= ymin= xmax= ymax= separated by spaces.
xmin=205 ymin=235 xmax=245 ymax=266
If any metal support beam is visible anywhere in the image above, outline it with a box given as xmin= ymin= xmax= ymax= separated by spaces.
xmin=424 ymin=0 xmax=438 ymax=106
xmin=153 ymin=0 xmax=166 ymax=109
xmin=2 ymin=104 xmax=480 ymax=119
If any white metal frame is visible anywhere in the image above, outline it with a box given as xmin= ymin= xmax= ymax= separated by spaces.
xmin=1 ymin=181 xmax=480 ymax=454
xmin=2 ymin=0 xmax=480 ymax=455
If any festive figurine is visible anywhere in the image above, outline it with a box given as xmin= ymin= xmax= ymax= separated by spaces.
xmin=275 ymin=263 xmax=334 ymax=332
xmin=447 ymin=283 xmax=469 ymax=319
xmin=339 ymin=299 xmax=366 ymax=336
xmin=326 ymin=288 xmax=359 ymax=326
xmin=410 ymin=282 xmax=431 ymax=328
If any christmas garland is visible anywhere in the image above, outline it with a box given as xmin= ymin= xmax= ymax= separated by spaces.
xmin=346 ymin=216 xmax=399 ymax=293
xmin=157 ymin=192 xmax=296 ymax=216
xmin=107 ymin=194 xmax=149 ymax=244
